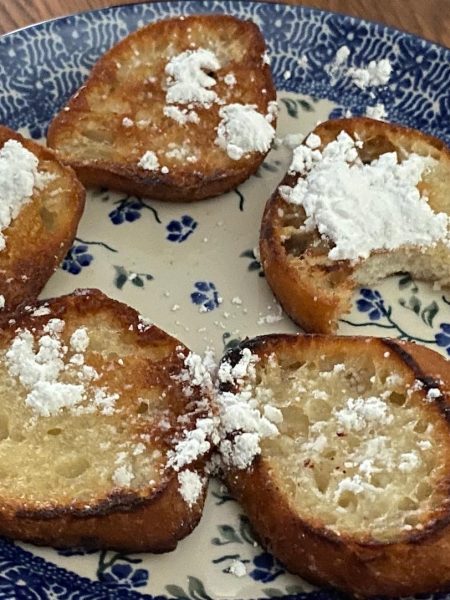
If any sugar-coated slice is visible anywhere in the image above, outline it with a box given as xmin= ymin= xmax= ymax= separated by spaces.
xmin=47 ymin=15 xmax=277 ymax=201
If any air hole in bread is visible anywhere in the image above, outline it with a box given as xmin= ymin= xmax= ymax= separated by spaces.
xmin=404 ymin=514 xmax=421 ymax=527
xmin=398 ymin=496 xmax=419 ymax=511
xmin=283 ymin=232 xmax=320 ymax=258
xmin=357 ymin=135 xmax=398 ymax=164
xmin=39 ymin=206 xmax=57 ymax=231
xmin=414 ymin=419 xmax=429 ymax=433
xmin=251 ymin=349 xmax=447 ymax=540
xmin=282 ymin=360 xmax=305 ymax=371
xmin=55 ymin=457 xmax=90 ymax=479
xmin=47 ymin=427 xmax=63 ymax=436
xmin=137 ymin=401 xmax=149 ymax=415
xmin=325 ymin=269 xmax=349 ymax=289
xmin=390 ymin=392 xmax=407 ymax=406
xmin=281 ymin=208 xmax=305 ymax=229
xmin=313 ymin=466 xmax=331 ymax=494
xmin=337 ymin=492 xmax=357 ymax=510
xmin=0 ymin=415 xmax=9 ymax=441
xmin=416 ymin=481 xmax=432 ymax=501
xmin=82 ymin=127 xmax=114 ymax=145
xmin=370 ymin=473 xmax=390 ymax=489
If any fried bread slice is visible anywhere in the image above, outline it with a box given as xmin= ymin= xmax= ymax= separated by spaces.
xmin=0 ymin=289 xmax=212 ymax=552
xmin=47 ymin=14 xmax=277 ymax=201
xmin=260 ymin=118 xmax=450 ymax=333
xmin=0 ymin=126 xmax=85 ymax=313
xmin=218 ymin=334 xmax=450 ymax=597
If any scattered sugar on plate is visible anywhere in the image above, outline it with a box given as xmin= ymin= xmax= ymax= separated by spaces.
xmin=228 ymin=559 xmax=247 ymax=578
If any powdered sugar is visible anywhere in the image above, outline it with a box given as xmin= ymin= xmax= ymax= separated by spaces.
xmin=163 ymin=105 xmax=199 ymax=125
xmin=70 ymin=327 xmax=89 ymax=353
xmin=165 ymin=48 xmax=220 ymax=107
xmin=179 ymin=349 xmax=216 ymax=396
xmin=138 ymin=150 xmax=159 ymax=171
xmin=349 ymin=58 xmax=392 ymax=89
xmin=217 ymin=348 xmax=280 ymax=469
xmin=215 ymin=104 xmax=275 ymax=160
xmin=5 ymin=319 xmax=118 ymax=418
xmin=178 ymin=469 xmax=204 ymax=506
xmin=335 ymin=396 xmax=394 ymax=432
xmin=328 ymin=46 xmax=392 ymax=90
xmin=112 ymin=464 xmax=134 ymax=487
xmin=0 ymin=140 xmax=51 ymax=252
xmin=280 ymin=131 xmax=447 ymax=261
xmin=366 ymin=103 xmax=388 ymax=120
xmin=224 ymin=73 xmax=237 ymax=86
xmin=167 ymin=419 xmax=213 ymax=471
xmin=334 ymin=474 xmax=376 ymax=500
xmin=426 ymin=387 xmax=442 ymax=401
xmin=228 ymin=559 xmax=247 ymax=577
xmin=398 ymin=451 xmax=420 ymax=473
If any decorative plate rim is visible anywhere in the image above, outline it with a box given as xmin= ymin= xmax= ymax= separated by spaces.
xmin=2 ymin=0 xmax=449 ymax=55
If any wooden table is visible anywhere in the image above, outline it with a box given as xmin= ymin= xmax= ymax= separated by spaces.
xmin=1 ymin=0 xmax=449 ymax=47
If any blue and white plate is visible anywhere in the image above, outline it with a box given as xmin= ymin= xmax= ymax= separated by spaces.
xmin=0 ymin=2 xmax=449 ymax=598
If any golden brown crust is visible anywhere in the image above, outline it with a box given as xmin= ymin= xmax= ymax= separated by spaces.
xmin=260 ymin=185 xmax=353 ymax=333
xmin=222 ymin=334 xmax=450 ymax=597
xmin=260 ymin=118 xmax=450 ymax=334
xmin=47 ymin=14 xmax=276 ymax=202
xmin=0 ymin=476 xmax=205 ymax=553
xmin=0 ymin=126 xmax=85 ymax=314
xmin=0 ymin=289 xmax=209 ymax=552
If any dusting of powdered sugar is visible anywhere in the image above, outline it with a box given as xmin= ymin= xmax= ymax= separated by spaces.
xmin=216 ymin=348 xmax=281 ymax=469
xmin=328 ymin=45 xmax=392 ymax=90
xmin=163 ymin=105 xmax=200 ymax=126
xmin=0 ymin=140 xmax=52 ymax=251
xmin=215 ymin=104 xmax=275 ymax=160
xmin=166 ymin=350 xmax=219 ymax=505
xmin=138 ymin=150 xmax=159 ymax=171
xmin=366 ymin=103 xmax=388 ymax=121
xmin=165 ymin=48 xmax=220 ymax=107
xmin=280 ymin=131 xmax=447 ymax=261
xmin=5 ymin=318 xmax=119 ymax=419
xmin=228 ymin=559 xmax=247 ymax=577
xmin=327 ymin=46 xmax=392 ymax=117
xmin=178 ymin=469 xmax=204 ymax=506
xmin=349 ymin=58 xmax=392 ymax=89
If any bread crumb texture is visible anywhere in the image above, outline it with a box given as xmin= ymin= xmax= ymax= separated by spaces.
xmin=221 ymin=343 xmax=450 ymax=542
xmin=0 ymin=299 xmax=212 ymax=509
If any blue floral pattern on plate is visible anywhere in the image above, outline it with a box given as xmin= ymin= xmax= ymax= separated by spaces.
xmin=249 ymin=553 xmax=285 ymax=583
xmin=436 ymin=324 xmax=450 ymax=355
xmin=191 ymin=281 xmax=221 ymax=312
xmin=166 ymin=215 xmax=198 ymax=243
xmin=108 ymin=197 xmax=161 ymax=225
xmin=62 ymin=242 xmax=93 ymax=275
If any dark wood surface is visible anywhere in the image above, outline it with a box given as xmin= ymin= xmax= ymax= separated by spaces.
xmin=1 ymin=0 xmax=449 ymax=47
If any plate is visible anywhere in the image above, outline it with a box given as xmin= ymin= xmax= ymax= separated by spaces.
xmin=0 ymin=1 xmax=450 ymax=598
